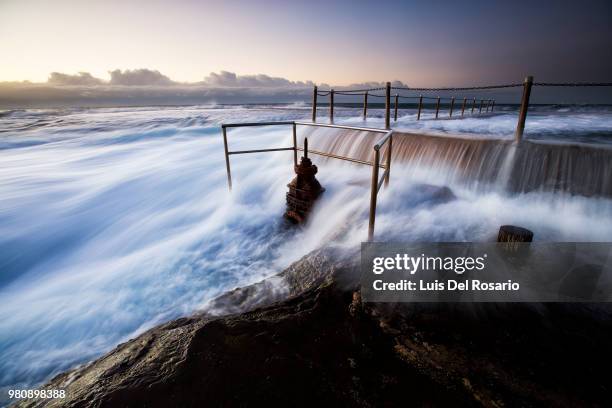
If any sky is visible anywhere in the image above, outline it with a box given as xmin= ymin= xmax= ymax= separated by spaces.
xmin=0 ymin=0 xmax=611 ymax=106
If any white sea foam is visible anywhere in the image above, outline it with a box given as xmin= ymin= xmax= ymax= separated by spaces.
xmin=0 ymin=105 xmax=611 ymax=397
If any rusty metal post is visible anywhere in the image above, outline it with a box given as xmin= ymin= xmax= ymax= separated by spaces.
xmin=471 ymin=97 xmax=476 ymax=114
xmin=292 ymin=122 xmax=297 ymax=166
xmin=394 ymin=94 xmax=399 ymax=121
xmin=368 ymin=148 xmax=381 ymax=241
xmin=515 ymin=76 xmax=533 ymax=143
xmin=222 ymin=126 xmax=232 ymax=190
xmin=384 ymin=134 xmax=392 ymax=186
xmin=417 ymin=95 xmax=423 ymax=120
xmin=312 ymin=86 xmax=317 ymax=122
xmin=449 ymin=97 xmax=455 ymax=117
xmin=329 ymin=89 xmax=334 ymax=123
xmin=435 ymin=96 xmax=441 ymax=119
xmin=461 ymin=97 xmax=467 ymax=117
xmin=385 ymin=82 xmax=391 ymax=129
xmin=363 ymin=91 xmax=368 ymax=119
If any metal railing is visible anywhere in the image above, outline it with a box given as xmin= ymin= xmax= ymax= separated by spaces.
xmin=311 ymin=78 xmax=612 ymax=142
xmin=221 ymin=121 xmax=392 ymax=240
xmin=312 ymin=82 xmax=499 ymax=130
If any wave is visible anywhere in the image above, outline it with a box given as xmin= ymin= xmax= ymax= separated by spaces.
xmin=0 ymin=105 xmax=611 ymax=399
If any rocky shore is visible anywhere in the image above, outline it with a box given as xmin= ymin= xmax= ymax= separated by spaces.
xmin=16 ymin=247 xmax=612 ymax=407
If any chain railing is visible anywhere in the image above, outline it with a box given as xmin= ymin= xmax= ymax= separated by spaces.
xmin=312 ymin=83 xmax=500 ymax=129
xmin=310 ymin=77 xmax=612 ymax=142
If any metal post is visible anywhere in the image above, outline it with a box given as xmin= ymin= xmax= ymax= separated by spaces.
xmin=222 ymin=126 xmax=232 ymax=190
xmin=292 ymin=122 xmax=297 ymax=166
xmin=486 ymin=99 xmax=490 ymax=112
xmin=394 ymin=94 xmax=399 ymax=121
xmin=304 ymin=137 xmax=308 ymax=158
xmin=384 ymin=134 xmax=392 ymax=186
xmin=385 ymin=82 xmax=391 ymax=129
xmin=329 ymin=89 xmax=334 ymax=123
xmin=449 ymin=97 xmax=455 ymax=117
xmin=363 ymin=91 xmax=368 ymax=119
xmin=491 ymin=100 xmax=495 ymax=112
xmin=515 ymin=76 xmax=533 ymax=143
xmin=312 ymin=86 xmax=317 ymax=122
xmin=471 ymin=97 xmax=476 ymax=114
xmin=479 ymin=99 xmax=483 ymax=113
xmin=461 ymin=97 xmax=466 ymax=117
xmin=417 ymin=95 xmax=423 ymax=120
xmin=368 ymin=148 xmax=381 ymax=241
xmin=435 ymin=96 xmax=440 ymax=119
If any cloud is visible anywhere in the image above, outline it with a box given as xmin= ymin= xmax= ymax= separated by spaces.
xmin=48 ymin=72 xmax=105 ymax=86
xmin=202 ymin=71 xmax=313 ymax=88
xmin=1 ymin=69 xmax=449 ymax=108
xmin=108 ymin=69 xmax=176 ymax=86
xmin=337 ymin=80 xmax=408 ymax=90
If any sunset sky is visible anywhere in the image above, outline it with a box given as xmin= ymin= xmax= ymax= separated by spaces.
xmin=1 ymin=0 xmax=611 ymax=86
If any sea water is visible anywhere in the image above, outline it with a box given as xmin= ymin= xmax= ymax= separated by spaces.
xmin=1 ymin=104 xmax=611 ymax=398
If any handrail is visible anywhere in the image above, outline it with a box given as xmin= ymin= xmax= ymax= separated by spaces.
xmin=374 ymin=130 xmax=393 ymax=150
xmin=221 ymin=120 xmax=393 ymax=241
xmin=222 ymin=121 xmax=294 ymax=128
xmin=368 ymin=130 xmax=393 ymax=240
xmin=296 ymin=147 xmax=385 ymax=168
xmin=228 ymin=147 xmax=295 ymax=155
xmin=294 ymin=121 xmax=388 ymax=133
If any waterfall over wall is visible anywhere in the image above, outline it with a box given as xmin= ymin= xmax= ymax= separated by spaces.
xmin=299 ymin=127 xmax=612 ymax=197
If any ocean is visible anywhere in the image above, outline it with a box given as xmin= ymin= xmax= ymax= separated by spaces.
xmin=1 ymin=104 xmax=611 ymax=398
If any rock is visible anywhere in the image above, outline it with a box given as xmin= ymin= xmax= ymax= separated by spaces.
xmin=15 ymin=248 xmax=612 ymax=407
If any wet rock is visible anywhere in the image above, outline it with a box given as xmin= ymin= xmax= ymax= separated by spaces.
xmin=16 ymin=249 xmax=612 ymax=407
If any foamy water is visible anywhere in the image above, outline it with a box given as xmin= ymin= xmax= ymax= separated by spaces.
xmin=1 ymin=105 xmax=611 ymax=398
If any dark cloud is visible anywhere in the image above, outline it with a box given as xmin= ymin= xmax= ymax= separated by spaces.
xmin=6 ymin=69 xmax=605 ymax=107
xmin=337 ymin=80 xmax=408 ymax=90
xmin=0 ymin=83 xmax=312 ymax=108
xmin=48 ymin=72 xmax=105 ymax=86
xmin=202 ymin=71 xmax=313 ymax=88
xmin=108 ymin=69 xmax=176 ymax=86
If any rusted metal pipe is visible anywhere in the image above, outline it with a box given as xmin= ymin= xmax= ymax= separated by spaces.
xmin=222 ymin=126 xmax=232 ymax=190
xmin=368 ymin=148 xmax=381 ymax=241
xmin=384 ymin=134 xmax=392 ymax=186
xmin=449 ymin=97 xmax=455 ymax=117
xmin=228 ymin=147 xmax=295 ymax=155
xmin=296 ymin=147 xmax=385 ymax=168
xmin=295 ymin=121 xmax=388 ymax=133
xmin=394 ymin=94 xmax=399 ymax=121
xmin=363 ymin=91 xmax=368 ymax=119
xmin=435 ymin=96 xmax=441 ymax=119
xmin=385 ymin=82 xmax=391 ymax=129
xmin=312 ymin=85 xmax=317 ymax=122
xmin=292 ymin=122 xmax=297 ymax=166
xmin=461 ymin=97 xmax=467 ymax=117
xmin=223 ymin=121 xmax=294 ymax=128
xmin=515 ymin=76 xmax=534 ymax=143
xmin=329 ymin=89 xmax=334 ymax=123
xmin=417 ymin=95 xmax=423 ymax=120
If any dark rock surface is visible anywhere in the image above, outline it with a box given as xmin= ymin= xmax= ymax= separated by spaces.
xmin=15 ymin=248 xmax=612 ymax=407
